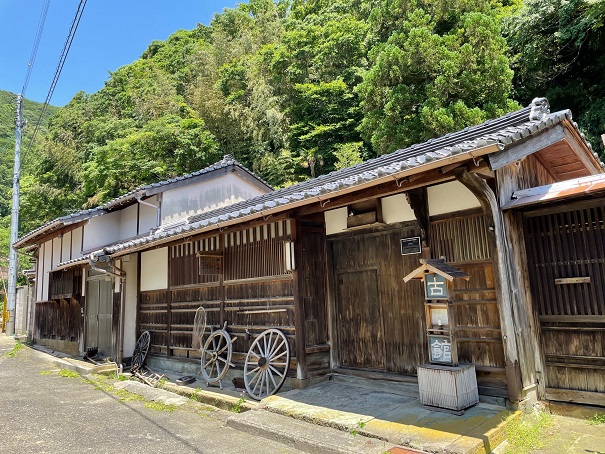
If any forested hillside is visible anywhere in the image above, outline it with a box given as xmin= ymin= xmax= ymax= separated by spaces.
xmin=0 ymin=91 xmax=56 ymax=275
xmin=4 ymin=0 xmax=605 ymax=252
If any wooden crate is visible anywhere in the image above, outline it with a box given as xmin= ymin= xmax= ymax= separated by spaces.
xmin=418 ymin=363 xmax=479 ymax=411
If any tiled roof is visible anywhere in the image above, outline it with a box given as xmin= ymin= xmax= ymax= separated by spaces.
xmin=100 ymin=100 xmax=602 ymax=256
xmin=15 ymin=155 xmax=270 ymax=248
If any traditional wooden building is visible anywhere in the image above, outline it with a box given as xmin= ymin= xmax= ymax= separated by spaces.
xmin=14 ymin=156 xmax=272 ymax=357
xmin=16 ymin=99 xmax=604 ymax=405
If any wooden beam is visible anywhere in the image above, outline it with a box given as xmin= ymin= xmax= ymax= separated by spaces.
xmin=488 ymin=125 xmax=566 ymax=171
xmin=406 ymin=187 xmax=429 ymax=247
xmin=292 ymin=220 xmax=307 ymax=380
xmin=545 ymin=388 xmax=605 ymax=407
xmin=455 ymin=168 xmax=523 ymax=402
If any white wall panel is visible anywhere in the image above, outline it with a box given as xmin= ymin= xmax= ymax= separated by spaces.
xmin=138 ymin=196 xmax=158 ymax=234
xmin=42 ymin=240 xmax=52 ymax=301
xmin=52 ymin=237 xmax=62 ymax=270
xmin=428 ymin=181 xmax=480 ymax=216
xmin=82 ymin=212 xmax=120 ymax=251
xmin=381 ymin=194 xmax=416 ymax=224
xmin=122 ymin=255 xmax=138 ymax=356
xmin=119 ymin=204 xmax=138 ymax=240
xmin=140 ymin=247 xmax=168 ymax=291
xmin=161 ymin=173 xmax=266 ymax=224
xmin=61 ymin=231 xmax=72 ymax=263
xmin=325 ymin=208 xmax=348 ymax=235
xmin=71 ymin=227 xmax=83 ymax=259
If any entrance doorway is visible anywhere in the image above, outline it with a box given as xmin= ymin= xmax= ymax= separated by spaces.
xmin=85 ymin=270 xmax=114 ymax=356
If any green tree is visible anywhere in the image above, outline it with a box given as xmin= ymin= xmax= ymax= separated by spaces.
xmin=358 ymin=0 xmax=518 ymax=155
xmin=505 ymin=0 xmax=605 ymax=157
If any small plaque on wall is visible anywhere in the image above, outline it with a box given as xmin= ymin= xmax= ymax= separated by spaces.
xmin=400 ymin=236 xmax=421 ymax=255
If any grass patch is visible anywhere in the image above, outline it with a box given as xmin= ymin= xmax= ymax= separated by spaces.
xmin=58 ymin=369 xmax=80 ymax=378
xmin=144 ymin=401 xmax=178 ymax=412
xmin=504 ymin=410 xmax=554 ymax=454
xmin=5 ymin=341 xmax=23 ymax=358
xmin=230 ymin=392 xmax=248 ymax=413
xmin=588 ymin=413 xmax=605 ymax=425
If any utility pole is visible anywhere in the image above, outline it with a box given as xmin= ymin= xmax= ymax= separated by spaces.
xmin=6 ymin=94 xmax=23 ymax=336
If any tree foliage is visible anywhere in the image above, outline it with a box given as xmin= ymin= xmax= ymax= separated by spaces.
xmin=505 ymin=0 xmax=605 ymax=155
xmin=1 ymin=0 xmax=602 ymax=274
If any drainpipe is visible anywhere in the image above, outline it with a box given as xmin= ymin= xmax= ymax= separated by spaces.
xmin=135 ymin=192 xmax=161 ymax=229
xmin=89 ymin=252 xmax=127 ymax=367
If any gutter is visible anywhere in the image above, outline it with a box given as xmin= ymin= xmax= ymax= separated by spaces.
xmin=135 ymin=192 xmax=161 ymax=229
xmin=106 ymin=143 xmax=503 ymax=258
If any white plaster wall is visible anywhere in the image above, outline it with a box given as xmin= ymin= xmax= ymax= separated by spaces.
xmin=325 ymin=207 xmax=348 ymax=235
xmin=138 ymin=196 xmax=158 ymax=234
xmin=428 ymin=181 xmax=481 ymax=216
xmin=161 ymin=173 xmax=266 ymax=224
xmin=82 ymin=212 xmax=120 ymax=251
xmin=122 ymin=254 xmax=138 ymax=356
xmin=51 ymin=237 xmax=61 ymax=270
xmin=61 ymin=231 xmax=72 ymax=263
xmin=71 ymin=227 xmax=83 ymax=259
xmin=119 ymin=204 xmax=138 ymax=240
xmin=42 ymin=239 xmax=52 ymax=300
xmin=140 ymin=247 xmax=168 ymax=291
xmin=381 ymin=194 xmax=416 ymax=224
xmin=36 ymin=242 xmax=46 ymax=302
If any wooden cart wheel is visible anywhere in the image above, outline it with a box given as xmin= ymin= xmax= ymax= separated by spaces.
xmin=244 ymin=329 xmax=290 ymax=401
xmin=201 ymin=329 xmax=233 ymax=384
xmin=131 ymin=331 xmax=150 ymax=372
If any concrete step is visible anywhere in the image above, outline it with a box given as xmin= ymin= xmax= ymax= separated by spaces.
xmin=227 ymin=408 xmax=417 ymax=454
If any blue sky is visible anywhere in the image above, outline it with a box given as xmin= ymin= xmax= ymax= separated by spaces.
xmin=0 ymin=0 xmax=238 ymax=106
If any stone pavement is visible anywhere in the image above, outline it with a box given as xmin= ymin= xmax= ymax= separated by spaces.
xmin=237 ymin=376 xmax=518 ymax=454
xmin=533 ymin=402 xmax=605 ymax=453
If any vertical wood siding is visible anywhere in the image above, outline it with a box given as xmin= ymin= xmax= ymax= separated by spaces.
xmin=524 ymin=203 xmax=605 ymax=396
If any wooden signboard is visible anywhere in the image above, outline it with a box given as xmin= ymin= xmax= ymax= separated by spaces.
xmin=400 ymin=236 xmax=421 ymax=255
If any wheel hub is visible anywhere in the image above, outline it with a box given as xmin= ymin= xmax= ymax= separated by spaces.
xmin=258 ymin=357 xmax=267 ymax=368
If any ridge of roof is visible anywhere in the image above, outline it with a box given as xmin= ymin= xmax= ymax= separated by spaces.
xmin=16 ymin=155 xmax=269 ymax=248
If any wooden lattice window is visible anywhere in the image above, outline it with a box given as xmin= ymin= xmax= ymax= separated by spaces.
xmin=170 ymin=236 xmax=222 ymax=287
xmin=429 ymin=212 xmax=491 ymax=263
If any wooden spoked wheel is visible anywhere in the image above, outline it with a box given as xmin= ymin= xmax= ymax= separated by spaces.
xmin=131 ymin=331 xmax=151 ymax=372
xmin=244 ymin=329 xmax=290 ymax=401
xmin=200 ymin=329 xmax=233 ymax=384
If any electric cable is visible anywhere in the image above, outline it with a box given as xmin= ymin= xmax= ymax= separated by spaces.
xmin=21 ymin=0 xmax=50 ymax=97
xmin=24 ymin=0 xmax=88 ymax=154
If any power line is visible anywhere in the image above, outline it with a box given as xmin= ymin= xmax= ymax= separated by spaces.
xmin=21 ymin=0 xmax=50 ymax=97
xmin=25 ymin=0 xmax=88 ymax=153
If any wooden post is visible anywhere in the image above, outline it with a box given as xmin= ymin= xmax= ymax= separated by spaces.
xmin=292 ymin=220 xmax=308 ymax=380
xmin=455 ymin=168 xmax=523 ymax=401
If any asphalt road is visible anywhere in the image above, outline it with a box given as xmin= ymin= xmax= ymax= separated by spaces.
xmin=0 ymin=335 xmax=302 ymax=454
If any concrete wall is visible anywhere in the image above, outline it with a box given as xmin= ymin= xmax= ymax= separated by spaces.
xmin=15 ymin=285 xmax=32 ymax=336
xmin=161 ymin=173 xmax=266 ymax=224
xmin=140 ymin=247 xmax=168 ymax=291
xmin=427 ymin=181 xmax=480 ymax=216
